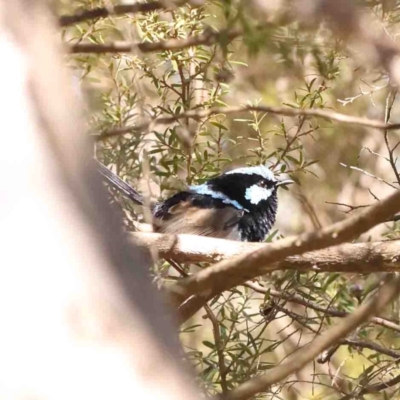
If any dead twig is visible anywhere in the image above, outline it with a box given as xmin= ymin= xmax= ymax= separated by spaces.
xmin=223 ymin=276 xmax=400 ymax=400
xmin=383 ymin=89 xmax=400 ymax=186
xmin=245 ymin=282 xmax=400 ymax=334
xmin=203 ymin=304 xmax=228 ymax=394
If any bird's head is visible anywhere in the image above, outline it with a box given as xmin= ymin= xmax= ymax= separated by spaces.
xmin=224 ymin=165 xmax=293 ymax=210
xmin=192 ymin=165 xmax=293 ymax=212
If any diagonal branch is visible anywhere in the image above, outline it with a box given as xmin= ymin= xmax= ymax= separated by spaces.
xmin=273 ymin=302 xmax=400 ymax=359
xmin=132 ymin=232 xmax=400 ymax=274
xmin=223 ymin=276 xmax=400 ymax=400
xmin=339 ymin=373 xmax=400 ymax=399
xmin=170 ymin=189 xmax=400 ymax=321
xmin=245 ymin=282 xmax=400 ymax=334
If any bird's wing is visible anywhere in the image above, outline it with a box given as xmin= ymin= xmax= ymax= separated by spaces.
xmin=154 ymin=201 xmax=244 ymax=239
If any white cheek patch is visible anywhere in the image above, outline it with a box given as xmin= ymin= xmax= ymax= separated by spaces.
xmin=245 ymin=184 xmax=273 ymax=205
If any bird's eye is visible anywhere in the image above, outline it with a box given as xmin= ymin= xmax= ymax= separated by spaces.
xmin=259 ymin=180 xmax=267 ymax=188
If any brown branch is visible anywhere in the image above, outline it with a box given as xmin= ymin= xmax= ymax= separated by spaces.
xmin=339 ymin=373 xmax=400 ymax=399
xmin=169 ymin=189 xmax=400 ymax=322
xmin=341 ymin=163 xmax=399 ymax=190
xmin=97 ymin=104 xmax=400 ymax=140
xmin=59 ymin=1 xmax=167 ymax=27
xmin=383 ymin=89 xmax=400 ymax=186
xmin=326 ymin=201 xmax=371 ymax=214
xmin=341 ymin=338 xmax=400 ymax=360
xmin=222 ymin=276 xmax=400 ymax=400
xmin=131 ymin=232 xmax=400 ymax=274
xmin=244 ymin=282 xmax=400 ymax=334
xmin=69 ymin=27 xmax=241 ymax=54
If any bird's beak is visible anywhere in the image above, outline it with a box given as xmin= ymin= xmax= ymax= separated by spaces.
xmin=275 ymin=179 xmax=294 ymax=187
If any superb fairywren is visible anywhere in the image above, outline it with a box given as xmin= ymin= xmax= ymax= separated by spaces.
xmin=98 ymin=162 xmax=293 ymax=242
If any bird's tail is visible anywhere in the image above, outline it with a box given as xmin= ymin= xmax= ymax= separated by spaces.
xmin=96 ymin=160 xmax=144 ymax=205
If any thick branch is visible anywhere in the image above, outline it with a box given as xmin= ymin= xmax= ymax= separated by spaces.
xmin=132 ymin=232 xmax=400 ymax=273
xmin=224 ymin=277 xmax=400 ymax=400
xmin=171 ymin=189 xmax=400 ymax=321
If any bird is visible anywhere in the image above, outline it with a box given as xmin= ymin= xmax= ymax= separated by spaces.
xmin=97 ymin=161 xmax=293 ymax=242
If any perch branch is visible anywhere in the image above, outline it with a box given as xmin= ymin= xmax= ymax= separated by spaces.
xmin=131 ymin=232 xmax=400 ymax=274
xmin=170 ymin=189 xmax=400 ymax=321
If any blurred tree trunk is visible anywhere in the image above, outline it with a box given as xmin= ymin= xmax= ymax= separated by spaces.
xmin=0 ymin=1 xmax=199 ymax=399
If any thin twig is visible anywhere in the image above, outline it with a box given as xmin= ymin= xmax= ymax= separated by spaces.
xmin=343 ymin=338 xmax=400 ymax=360
xmin=273 ymin=84 xmax=325 ymax=169
xmin=97 ymin=104 xmax=400 ymax=140
xmin=245 ymin=281 xmax=400 ymax=334
xmin=59 ymin=1 xmax=196 ymax=27
xmin=297 ymin=189 xmax=323 ymax=229
xmin=340 ymin=163 xmax=399 ymax=190
xmin=383 ymin=89 xmax=400 ymax=186
xmin=69 ymin=27 xmax=241 ymax=54
xmin=274 ymin=303 xmax=400 ymax=360
xmin=339 ymin=373 xmax=400 ymax=399
xmin=203 ymin=304 xmax=228 ymax=394
xmin=223 ymin=276 xmax=400 ymax=400
xmin=326 ymin=201 xmax=372 ymax=214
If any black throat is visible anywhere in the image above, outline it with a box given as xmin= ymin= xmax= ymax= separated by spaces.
xmin=238 ymin=192 xmax=278 ymax=242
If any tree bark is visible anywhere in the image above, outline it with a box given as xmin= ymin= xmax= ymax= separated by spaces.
xmin=132 ymin=232 xmax=400 ymax=273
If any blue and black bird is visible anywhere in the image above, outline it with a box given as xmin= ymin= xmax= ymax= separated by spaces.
xmin=98 ymin=163 xmax=293 ymax=242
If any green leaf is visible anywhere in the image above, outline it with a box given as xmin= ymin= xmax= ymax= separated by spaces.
xmin=210 ymin=121 xmax=228 ymax=130
xmin=202 ymin=340 xmax=215 ymax=349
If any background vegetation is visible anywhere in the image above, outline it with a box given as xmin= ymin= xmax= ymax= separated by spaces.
xmin=57 ymin=1 xmax=400 ymax=398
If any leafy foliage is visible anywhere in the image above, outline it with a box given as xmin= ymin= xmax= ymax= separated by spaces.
xmin=59 ymin=0 xmax=400 ymax=398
